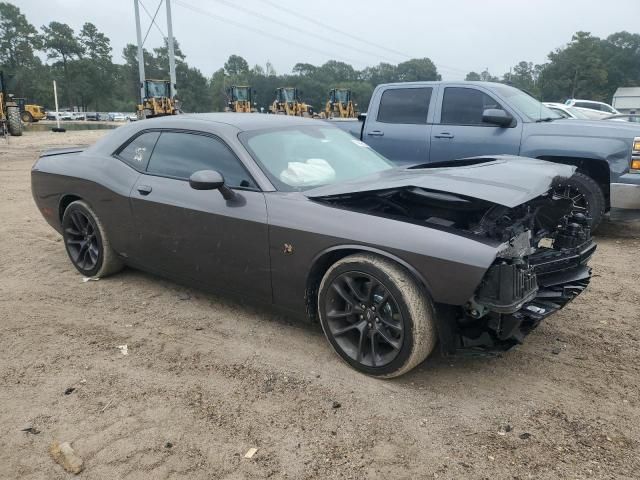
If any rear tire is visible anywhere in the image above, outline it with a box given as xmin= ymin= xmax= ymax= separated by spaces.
xmin=62 ymin=200 xmax=123 ymax=278
xmin=21 ymin=111 xmax=34 ymax=123
xmin=7 ymin=106 xmax=22 ymax=136
xmin=553 ymin=172 xmax=605 ymax=230
xmin=318 ymin=253 xmax=437 ymax=378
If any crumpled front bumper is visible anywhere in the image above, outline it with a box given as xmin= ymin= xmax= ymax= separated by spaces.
xmin=455 ymin=241 xmax=596 ymax=354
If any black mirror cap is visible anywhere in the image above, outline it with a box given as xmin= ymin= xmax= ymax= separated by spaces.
xmin=189 ymin=170 xmax=236 ymax=200
xmin=482 ymin=108 xmax=513 ymax=127
xmin=357 ymin=112 xmax=367 ymax=122
xmin=189 ymin=170 xmax=224 ymax=190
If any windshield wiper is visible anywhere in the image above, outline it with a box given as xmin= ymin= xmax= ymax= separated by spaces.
xmin=535 ymin=117 xmax=556 ymax=123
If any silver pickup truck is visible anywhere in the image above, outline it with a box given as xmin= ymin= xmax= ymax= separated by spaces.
xmin=332 ymin=81 xmax=640 ymax=228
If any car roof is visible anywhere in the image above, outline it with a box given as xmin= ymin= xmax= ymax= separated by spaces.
xmin=147 ymin=112 xmax=315 ymax=132
xmin=568 ymin=99 xmax=607 ymax=105
xmin=376 ymin=80 xmax=508 ymax=88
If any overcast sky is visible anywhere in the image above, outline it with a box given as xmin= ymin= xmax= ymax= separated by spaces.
xmin=17 ymin=0 xmax=640 ymax=80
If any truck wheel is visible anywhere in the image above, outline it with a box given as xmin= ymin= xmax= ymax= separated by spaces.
xmin=7 ymin=106 xmax=22 ymax=136
xmin=318 ymin=253 xmax=437 ymax=378
xmin=553 ymin=172 xmax=605 ymax=230
xmin=21 ymin=111 xmax=34 ymax=123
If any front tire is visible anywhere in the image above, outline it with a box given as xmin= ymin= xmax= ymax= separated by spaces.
xmin=318 ymin=253 xmax=437 ymax=378
xmin=7 ymin=106 xmax=22 ymax=136
xmin=62 ymin=200 xmax=123 ymax=278
xmin=553 ymin=172 xmax=605 ymax=230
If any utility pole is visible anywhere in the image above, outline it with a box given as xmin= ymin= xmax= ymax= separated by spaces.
xmin=133 ymin=0 xmax=146 ymax=105
xmin=166 ymin=0 xmax=177 ymax=99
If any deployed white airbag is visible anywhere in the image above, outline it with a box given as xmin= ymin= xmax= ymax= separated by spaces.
xmin=280 ymin=158 xmax=336 ymax=187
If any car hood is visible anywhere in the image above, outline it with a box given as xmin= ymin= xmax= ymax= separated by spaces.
xmin=532 ymin=118 xmax=640 ymax=136
xmin=305 ymin=156 xmax=576 ymax=208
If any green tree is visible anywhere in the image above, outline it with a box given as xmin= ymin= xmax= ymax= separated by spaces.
xmin=224 ymin=54 xmax=249 ymax=76
xmin=465 ymin=71 xmax=481 ymax=81
xmin=396 ymin=58 xmax=441 ymax=81
xmin=538 ymin=32 xmax=608 ymax=101
xmin=0 ymin=2 xmax=40 ymax=69
xmin=78 ymin=22 xmax=113 ymax=110
xmin=41 ymin=21 xmax=84 ymax=106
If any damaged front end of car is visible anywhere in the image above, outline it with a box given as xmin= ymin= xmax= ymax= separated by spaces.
xmin=312 ymin=169 xmax=596 ymax=355
xmin=456 ymin=194 xmax=595 ymax=354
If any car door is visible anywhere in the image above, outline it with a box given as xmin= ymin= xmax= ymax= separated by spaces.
xmin=129 ymin=130 xmax=271 ymax=302
xmin=362 ymin=86 xmax=436 ymax=166
xmin=429 ymin=86 xmax=522 ymax=163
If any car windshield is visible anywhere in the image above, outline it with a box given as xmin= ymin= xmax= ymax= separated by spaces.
xmin=240 ymin=125 xmax=394 ymax=192
xmin=491 ymin=84 xmax=563 ymax=121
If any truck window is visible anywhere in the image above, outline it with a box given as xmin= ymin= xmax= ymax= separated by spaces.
xmin=376 ymin=88 xmax=432 ymax=124
xmin=441 ymin=87 xmax=503 ymax=125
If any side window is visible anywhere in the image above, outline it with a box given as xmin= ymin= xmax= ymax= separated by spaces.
xmin=377 ymin=88 xmax=432 ymax=124
xmin=117 ymin=131 xmax=160 ymax=170
xmin=441 ymin=87 xmax=503 ymax=125
xmin=146 ymin=132 xmax=257 ymax=189
xmin=575 ymin=101 xmax=595 ymax=110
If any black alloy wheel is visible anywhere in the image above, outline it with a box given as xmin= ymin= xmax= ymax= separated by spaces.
xmin=319 ymin=253 xmax=437 ymax=378
xmin=324 ymin=271 xmax=404 ymax=368
xmin=63 ymin=208 xmax=101 ymax=273
xmin=551 ymin=172 xmax=605 ymax=229
xmin=551 ymin=183 xmax=589 ymax=214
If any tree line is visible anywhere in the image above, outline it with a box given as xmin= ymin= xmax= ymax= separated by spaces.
xmin=1 ymin=1 xmax=639 ymax=114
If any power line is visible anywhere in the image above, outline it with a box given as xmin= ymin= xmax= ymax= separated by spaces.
xmin=257 ymin=0 xmax=408 ymax=60
xmin=142 ymin=0 xmax=164 ymax=46
xmin=207 ymin=0 xmax=403 ymax=65
xmin=256 ymin=0 xmax=470 ymax=75
xmin=173 ymin=0 xmax=369 ymax=67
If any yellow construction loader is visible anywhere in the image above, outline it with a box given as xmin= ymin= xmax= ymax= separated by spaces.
xmin=0 ymin=71 xmax=21 ymax=136
xmin=136 ymin=79 xmax=178 ymax=120
xmin=269 ymin=87 xmax=312 ymax=116
xmin=225 ymin=85 xmax=255 ymax=113
xmin=323 ymin=88 xmax=356 ymax=119
xmin=16 ymin=98 xmax=46 ymax=122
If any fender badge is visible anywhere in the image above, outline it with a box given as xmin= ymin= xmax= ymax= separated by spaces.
xmin=283 ymin=243 xmax=294 ymax=254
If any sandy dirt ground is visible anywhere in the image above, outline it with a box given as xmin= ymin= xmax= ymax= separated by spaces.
xmin=1 ymin=129 xmax=639 ymax=479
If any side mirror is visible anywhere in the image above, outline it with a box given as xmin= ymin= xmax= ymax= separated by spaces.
xmin=482 ymin=108 xmax=513 ymax=127
xmin=189 ymin=170 xmax=235 ymax=200
xmin=357 ymin=112 xmax=367 ymax=122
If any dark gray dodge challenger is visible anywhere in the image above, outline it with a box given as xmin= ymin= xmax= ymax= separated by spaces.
xmin=31 ymin=113 xmax=596 ymax=377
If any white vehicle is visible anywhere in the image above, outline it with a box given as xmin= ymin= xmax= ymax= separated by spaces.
xmin=109 ymin=112 xmax=127 ymax=122
xmin=46 ymin=111 xmax=73 ymax=121
xmin=564 ymin=99 xmax=619 ymax=115
xmin=543 ymin=102 xmax=610 ymax=120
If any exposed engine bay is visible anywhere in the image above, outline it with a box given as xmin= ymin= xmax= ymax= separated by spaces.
xmin=315 ymin=181 xmax=596 ymax=354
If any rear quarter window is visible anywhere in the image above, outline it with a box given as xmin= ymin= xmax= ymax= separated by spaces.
xmin=116 ymin=131 xmax=161 ymax=171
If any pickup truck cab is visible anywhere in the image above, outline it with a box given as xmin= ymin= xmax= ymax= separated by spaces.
xmin=334 ymin=81 xmax=640 ymax=227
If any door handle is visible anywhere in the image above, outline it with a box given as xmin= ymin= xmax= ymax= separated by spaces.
xmin=434 ymin=132 xmax=454 ymax=139
xmin=367 ymin=130 xmax=384 ymax=137
xmin=137 ymin=185 xmax=152 ymax=195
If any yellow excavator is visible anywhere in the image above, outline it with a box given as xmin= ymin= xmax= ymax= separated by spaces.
xmin=16 ymin=98 xmax=46 ymax=123
xmin=323 ymin=88 xmax=356 ymax=119
xmin=136 ymin=79 xmax=178 ymax=120
xmin=225 ymin=85 xmax=255 ymax=113
xmin=0 ymin=71 xmax=21 ymax=136
xmin=269 ymin=87 xmax=312 ymax=116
